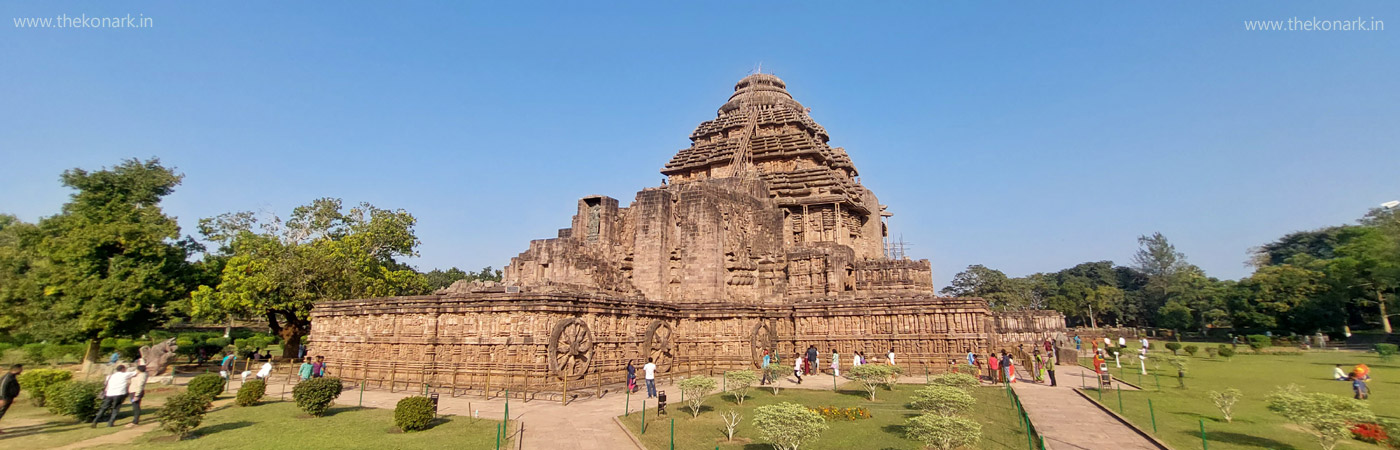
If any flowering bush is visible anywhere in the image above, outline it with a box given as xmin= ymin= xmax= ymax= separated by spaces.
xmin=1352 ymin=423 xmax=1388 ymax=444
xmin=807 ymin=405 xmax=871 ymax=421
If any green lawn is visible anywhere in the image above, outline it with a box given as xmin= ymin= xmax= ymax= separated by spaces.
xmin=1081 ymin=349 xmax=1397 ymax=450
xmin=0 ymin=385 xmax=180 ymax=448
xmin=617 ymin=383 xmax=1034 ymax=450
xmin=122 ymin=401 xmax=507 ymax=449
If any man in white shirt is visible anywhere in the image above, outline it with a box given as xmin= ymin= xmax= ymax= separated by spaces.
xmin=1118 ymin=336 xmax=1126 ymax=348
xmin=642 ymin=358 xmax=658 ymax=398
xmin=92 ymin=365 xmax=138 ymax=428
xmin=256 ymin=361 xmax=273 ymax=379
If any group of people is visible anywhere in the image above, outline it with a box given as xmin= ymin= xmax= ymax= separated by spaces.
xmin=1333 ymin=363 xmax=1372 ymax=399
xmin=624 ymin=358 xmax=658 ymax=398
xmin=218 ymin=351 xmax=328 ymax=384
xmin=90 ymin=364 xmax=150 ymax=428
xmin=968 ymin=341 xmax=1059 ymax=386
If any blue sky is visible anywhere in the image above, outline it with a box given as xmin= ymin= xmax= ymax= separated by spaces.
xmin=2 ymin=1 xmax=1397 ymax=287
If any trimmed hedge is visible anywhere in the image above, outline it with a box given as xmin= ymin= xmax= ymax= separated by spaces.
xmin=293 ymin=377 xmax=343 ymax=416
xmin=158 ymin=391 xmax=213 ymax=439
xmin=17 ymin=368 xmax=72 ymax=406
xmin=394 ymin=396 xmax=436 ymax=432
xmin=45 ymin=380 xmax=103 ymax=421
xmin=235 ymin=378 xmax=266 ymax=406
xmin=1245 ymin=335 xmax=1271 ymax=352
xmin=187 ymin=373 xmax=226 ymax=400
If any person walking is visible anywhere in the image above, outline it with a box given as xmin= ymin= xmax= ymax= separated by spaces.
xmin=830 ymin=349 xmax=840 ymax=377
xmin=1046 ymin=352 xmax=1058 ymax=387
xmin=93 ymin=366 xmax=138 ymax=428
xmin=643 ymin=358 xmax=657 ymax=398
xmin=792 ymin=352 xmax=804 ymax=384
xmin=219 ymin=352 xmax=236 ymax=380
xmin=126 ymin=366 xmax=148 ymax=427
xmin=1073 ymin=335 xmax=1081 ymax=351
xmin=256 ymin=360 xmax=273 ymax=379
xmin=887 ymin=348 xmax=896 ymax=365
xmin=760 ymin=350 xmax=771 ymax=385
xmin=999 ymin=351 xmax=1013 ymax=383
xmin=298 ymin=357 xmax=314 ymax=381
xmin=312 ymin=356 xmax=327 ymax=377
xmin=1032 ymin=350 xmax=1045 ymax=383
xmin=805 ymin=346 xmax=818 ymax=376
xmin=0 ymin=364 xmax=22 ymax=434
xmin=626 ymin=360 xmax=637 ymax=393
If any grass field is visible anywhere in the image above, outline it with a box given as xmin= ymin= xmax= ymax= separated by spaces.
xmin=0 ymin=384 xmax=181 ymax=448
xmin=617 ymin=382 xmax=1035 ymax=450
xmin=1082 ymin=347 xmax=1397 ymax=450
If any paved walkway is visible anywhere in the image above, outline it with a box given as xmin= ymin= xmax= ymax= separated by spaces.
xmin=1010 ymin=364 xmax=1159 ymax=450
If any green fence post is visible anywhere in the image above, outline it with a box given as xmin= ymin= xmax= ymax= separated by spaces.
xmin=1149 ymin=398 xmax=1157 ymax=433
xmin=641 ymin=400 xmax=647 ymax=434
xmin=1117 ymin=383 xmax=1123 ymax=412
xmin=503 ymin=389 xmax=510 ymax=447
xmin=359 ymin=381 xmax=364 ymax=407
xmin=1024 ymin=411 xmax=1034 ymax=450
xmin=626 ymin=389 xmax=631 ymax=416
xmin=1200 ymin=419 xmax=1208 ymax=450
xmin=832 ymin=371 xmax=837 ymax=391
xmin=1097 ymin=384 xmax=1103 ymax=401
xmin=670 ymin=418 xmax=675 ymax=450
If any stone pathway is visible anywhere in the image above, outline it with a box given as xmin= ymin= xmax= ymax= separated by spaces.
xmin=1010 ymin=364 xmax=1160 ymax=450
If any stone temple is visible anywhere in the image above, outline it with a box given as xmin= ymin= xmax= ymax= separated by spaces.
xmin=310 ymin=74 xmax=1065 ymax=397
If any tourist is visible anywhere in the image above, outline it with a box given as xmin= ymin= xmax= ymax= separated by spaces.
xmin=109 ymin=351 xmax=121 ymax=365
xmin=830 ymin=349 xmax=840 ymax=377
xmin=93 ymin=366 xmax=138 ymax=428
xmin=1043 ymin=340 xmax=1052 ymax=353
xmin=643 ymin=358 xmax=657 ymax=398
xmin=1032 ymin=350 xmax=1044 ymax=383
xmin=127 ymin=365 xmax=148 ymax=427
xmin=257 ymin=360 xmax=273 ymax=379
xmin=1093 ymin=350 xmax=1106 ymax=374
xmin=1073 ymin=335 xmax=1081 ymax=351
xmin=1140 ymin=336 xmax=1149 ymax=350
xmin=0 ymin=364 xmax=21 ymax=434
xmin=792 ymin=352 xmax=804 ymax=384
xmin=1046 ymin=352 xmax=1058 ymax=386
xmin=806 ymin=345 xmax=818 ymax=375
xmin=999 ymin=350 xmax=1011 ymax=383
xmin=299 ymin=357 xmax=314 ymax=381
xmin=988 ymin=352 xmax=1001 ymax=382
xmin=219 ymin=352 xmax=236 ymax=380
xmin=263 ymin=350 xmax=273 ymax=360
xmin=760 ymin=351 xmax=771 ymax=385
xmin=852 ymin=351 xmax=863 ymax=367
xmin=1006 ymin=353 xmax=1018 ymax=383
xmin=887 ymin=347 xmax=896 ymax=365
xmin=1334 ymin=364 xmax=1349 ymax=381
xmin=626 ymin=360 xmax=637 ymax=392
xmin=1118 ymin=336 xmax=1127 ymax=348
xmin=312 ymin=356 xmax=327 ymax=377
xmin=1352 ymin=374 xmax=1370 ymax=400
xmin=1104 ymin=337 xmax=1112 ymax=348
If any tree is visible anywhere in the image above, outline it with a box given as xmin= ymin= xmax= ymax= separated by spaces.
xmin=1230 ymin=264 xmax=1328 ymax=332
xmin=1157 ymin=302 xmax=1194 ymax=331
xmin=1208 ymin=388 xmax=1241 ymax=423
xmin=1267 ymin=384 xmax=1375 ymax=450
xmin=905 ymin=414 xmax=981 ymax=450
xmin=7 ymin=159 xmax=198 ymax=369
xmin=423 ymin=266 xmax=504 ymax=291
xmin=721 ymin=410 xmax=742 ymax=441
xmin=190 ymin=198 xmax=427 ymax=357
xmin=1134 ymin=233 xmax=1190 ymax=325
xmin=753 ymin=402 xmax=828 ymax=450
xmin=723 ymin=370 xmax=757 ymax=405
xmin=909 ymin=385 xmax=975 ymax=416
xmin=678 ymin=376 xmax=717 ymax=418
xmin=1330 ymin=227 xmax=1399 ymax=333
xmin=849 ymin=364 xmax=899 ymax=401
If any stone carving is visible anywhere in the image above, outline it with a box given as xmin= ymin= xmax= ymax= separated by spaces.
xmin=138 ymin=338 xmax=179 ymax=376
xmin=641 ymin=320 xmax=675 ymax=373
xmin=308 ymin=73 xmax=1066 ymax=396
xmin=548 ymin=318 xmax=594 ymax=380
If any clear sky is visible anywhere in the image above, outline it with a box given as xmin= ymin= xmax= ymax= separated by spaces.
xmin=2 ymin=1 xmax=1397 ymax=287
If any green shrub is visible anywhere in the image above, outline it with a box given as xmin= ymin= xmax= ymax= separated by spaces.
xmin=22 ymin=343 xmax=47 ymax=364
xmin=905 ymin=413 xmax=981 ymax=450
xmin=1217 ymin=345 xmax=1235 ymax=360
xmin=158 ymin=391 xmax=212 ymax=439
xmin=909 ymin=385 xmax=975 ymax=416
xmin=849 ymin=364 xmax=900 ymax=401
xmin=929 ymin=373 xmax=979 ymax=391
xmin=1206 ymin=347 xmax=1219 ymax=358
xmin=1164 ymin=342 xmax=1182 ymax=355
xmin=754 ymin=402 xmax=828 ymax=450
xmin=17 ymin=368 xmax=72 ymax=406
xmin=45 ymin=380 xmax=102 ymax=421
xmin=953 ymin=364 xmax=978 ymax=376
xmin=187 ymin=373 xmax=226 ymax=400
xmin=1246 ymin=335 xmax=1272 ymax=352
xmin=149 ymin=330 xmax=174 ymax=341
xmin=292 ymin=377 xmax=343 ymax=416
xmin=235 ymin=379 xmax=266 ymax=406
xmin=394 ymin=396 xmax=437 ymax=432
xmin=42 ymin=344 xmax=81 ymax=364
xmin=1184 ymin=345 xmax=1199 ymax=357
xmin=1375 ymin=343 xmax=1397 ymax=361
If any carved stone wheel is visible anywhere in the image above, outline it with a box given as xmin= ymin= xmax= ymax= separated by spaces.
xmin=548 ymin=318 xmax=594 ymax=381
xmin=642 ymin=320 xmax=675 ymax=373
xmin=750 ymin=320 xmax=777 ymax=369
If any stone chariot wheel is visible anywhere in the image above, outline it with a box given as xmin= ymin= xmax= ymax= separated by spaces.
xmin=750 ymin=320 xmax=777 ymax=369
xmin=642 ymin=320 xmax=675 ymax=373
xmin=548 ymin=318 xmax=594 ymax=381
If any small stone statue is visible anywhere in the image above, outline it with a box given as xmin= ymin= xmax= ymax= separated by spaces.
xmin=139 ymin=338 xmax=180 ymax=376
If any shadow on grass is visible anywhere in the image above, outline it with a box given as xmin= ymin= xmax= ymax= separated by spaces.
xmin=187 ymin=421 xmax=255 ymax=438
xmin=835 ymin=388 xmax=873 ymax=399
xmin=1184 ymin=430 xmax=1298 ymax=449
xmin=880 ymin=423 xmax=907 ymax=437
xmin=0 ymin=419 xmax=79 ymax=440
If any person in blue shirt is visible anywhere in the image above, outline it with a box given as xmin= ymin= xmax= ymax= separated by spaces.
xmin=760 ymin=350 xmax=771 ymax=385
xmin=219 ymin=353 xmax=236 ymax=380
